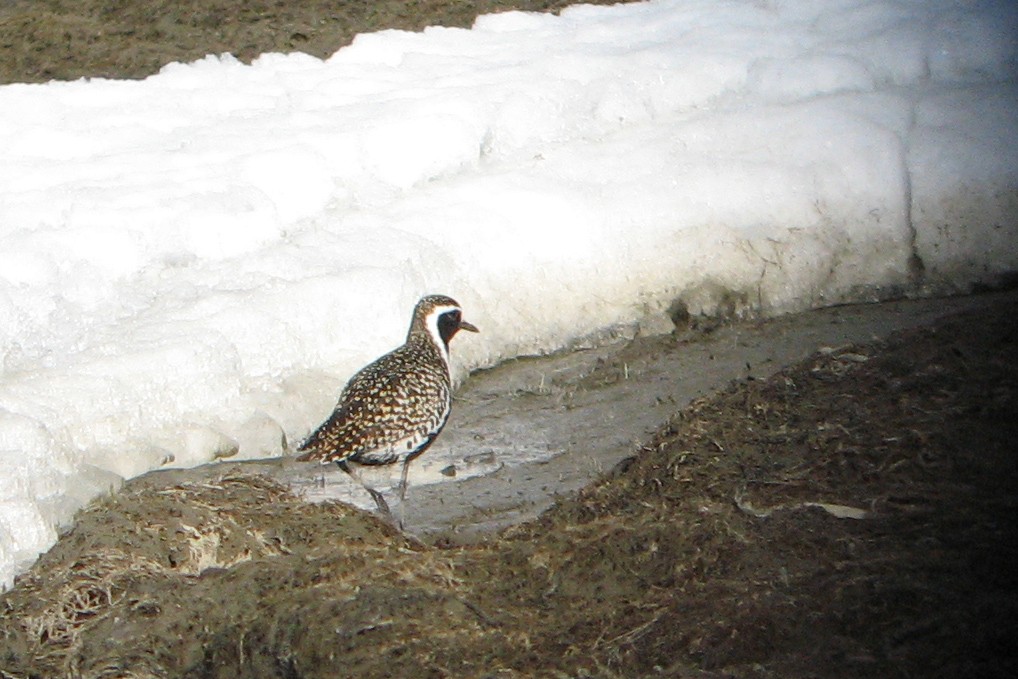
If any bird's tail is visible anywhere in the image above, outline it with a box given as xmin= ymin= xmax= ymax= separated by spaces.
xmin=293 ymin=434 xmax=326 ymax=463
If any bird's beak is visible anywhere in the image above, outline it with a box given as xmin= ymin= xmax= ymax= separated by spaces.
xmin=459 ymin=319 xmax=479 ymax=333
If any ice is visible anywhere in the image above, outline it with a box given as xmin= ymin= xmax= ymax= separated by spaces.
xmin=910 ymin=86 xmax=1018 ymax=286
xmin=1 ymin=0 xmax=1016 ymax=587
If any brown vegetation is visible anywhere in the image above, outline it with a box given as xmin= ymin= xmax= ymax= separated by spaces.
xmin=3 ymin=297 xmax=1016 ymax=677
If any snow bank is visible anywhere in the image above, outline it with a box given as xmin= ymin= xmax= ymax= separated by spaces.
xmin=1 ymin=0 xmax=1016 ymax=586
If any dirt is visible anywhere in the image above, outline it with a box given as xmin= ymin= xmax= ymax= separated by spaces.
xmin=0 ymin=0 xmax=638 ymax=85
xmin=3 ymin=292 xmax=1017 ymax=678
xmin=2 ymin=2 xmax=1018 ymax=677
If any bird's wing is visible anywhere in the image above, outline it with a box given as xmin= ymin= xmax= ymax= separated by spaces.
xmin=296 ymin=352 xmax=449 ymax=464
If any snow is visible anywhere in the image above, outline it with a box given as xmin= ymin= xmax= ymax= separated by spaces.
xmin=1 ymin=0 xmax=1016 ymax=587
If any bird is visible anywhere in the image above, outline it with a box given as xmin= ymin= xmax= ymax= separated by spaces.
xmin=296 ymin=294 xmax=478 ymax=525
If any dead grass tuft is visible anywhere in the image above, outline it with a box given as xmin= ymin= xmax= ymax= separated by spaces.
xmin=14 ymin=549 xmax=166 ymax=673
xmin=3 ymin=300 xmax=1017 ymax=677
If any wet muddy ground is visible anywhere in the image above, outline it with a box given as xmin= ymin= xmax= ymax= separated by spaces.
xmin=2 ymin=291 xmax=1017 ymax=678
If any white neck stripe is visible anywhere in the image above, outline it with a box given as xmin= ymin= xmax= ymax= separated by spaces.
xmin=424 ymin=304 xmax=460 ymax=368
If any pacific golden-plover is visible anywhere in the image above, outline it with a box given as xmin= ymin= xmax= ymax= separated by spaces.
xmin=297 ymin=294 xmax=478 ymax=524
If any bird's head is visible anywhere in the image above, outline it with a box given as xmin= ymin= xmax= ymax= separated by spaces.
xmin=411 ymin=295 xmax=478 ymax=358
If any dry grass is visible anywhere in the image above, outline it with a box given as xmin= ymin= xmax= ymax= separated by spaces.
xmin=0 ymin=0 xmax=643 ymax=85
xmin=3 ymin=302 xmax=1017 ymax=676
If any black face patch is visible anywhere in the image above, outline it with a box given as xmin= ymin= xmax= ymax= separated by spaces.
xmin=437 ymin=309 xmax=462 ymax=346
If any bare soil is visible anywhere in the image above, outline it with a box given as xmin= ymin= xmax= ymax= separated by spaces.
xmin=2 ymin=2 xmax=1017 ymax=677
xmin=0 ymin=0 xmax=638 ymax=85
xmin=3 ymin=293 xmax=1017 ymax=678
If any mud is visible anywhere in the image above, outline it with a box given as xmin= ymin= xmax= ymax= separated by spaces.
xmin=2 ymin=292 xmax=1017 ymax=677
xmin=116 ymin=292 xmax=1014 ymax=543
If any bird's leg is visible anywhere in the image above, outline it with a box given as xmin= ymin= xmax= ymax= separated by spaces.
xmin=399 ymin=459 xmax=412 ymax=503
xmin=396 ymin=459 xmax=413 ymax=531
xmin=337 ymin=460 xmax=393 ymax=521
xmin=365 ymin=486 xmax=392 ymax=517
